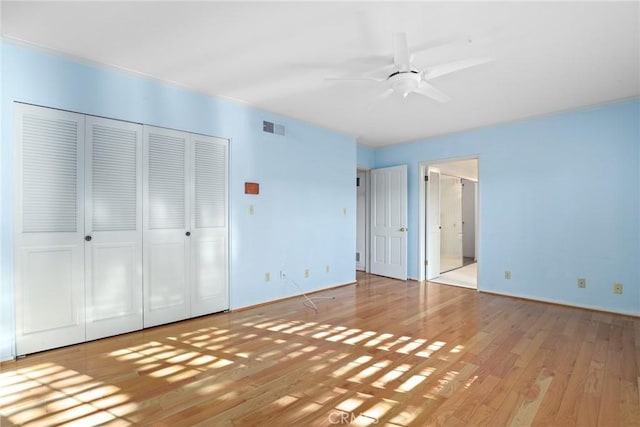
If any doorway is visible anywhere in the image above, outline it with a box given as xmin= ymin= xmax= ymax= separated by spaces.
xmin=356 ymin=169 xmax=369 ymax=272
xmin=419 ymin=158 xmax=478 ymax=289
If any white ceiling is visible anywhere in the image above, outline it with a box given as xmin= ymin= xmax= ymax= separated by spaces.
xmin=2 ymin=1 xmax=639 ymax=147
xmin=430 ymin=159 xmax=478 ymax=181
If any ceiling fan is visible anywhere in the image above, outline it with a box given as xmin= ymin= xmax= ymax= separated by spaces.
xmin=327 ymin=32 xmax=493 ymax=103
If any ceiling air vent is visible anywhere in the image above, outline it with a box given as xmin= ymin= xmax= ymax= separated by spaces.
xmin=263 ymin=120 xmax=285 ymax=136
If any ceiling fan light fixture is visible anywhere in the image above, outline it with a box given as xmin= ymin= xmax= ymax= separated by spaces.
xmin=389 ymin=71 xmax=421 ymax=98
xmin=326 ymin=32 xmax=487 ymax=103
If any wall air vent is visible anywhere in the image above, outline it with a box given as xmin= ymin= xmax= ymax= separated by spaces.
xmin=263 ymin=120 xmax=285 ymax=136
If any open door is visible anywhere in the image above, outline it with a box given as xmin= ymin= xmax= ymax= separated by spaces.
xmin=426 ymin=168 xmax=441 ymax=279
xmin=440 ymin=174 xmax=463 ymax=273
xmin=370 ymin=165 xmax=407 ymax=280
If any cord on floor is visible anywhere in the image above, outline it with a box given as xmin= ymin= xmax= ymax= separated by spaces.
xmin=288 ymin=278 xmax=335 ymax=312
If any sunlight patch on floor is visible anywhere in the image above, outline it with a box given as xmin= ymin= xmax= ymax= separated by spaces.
xmin=0 ymin=363 xmax=135 ymax=426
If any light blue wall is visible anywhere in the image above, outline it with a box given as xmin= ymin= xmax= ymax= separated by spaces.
xmin=2 ymin=41 xmax=637 ymax=361
xmin=0 ymin=42 xmax=356 ymax=360
xmin=356 ymin=143 xmax=375 ymax=169
xmin=374 ymin=100 xmax=639 ymax=315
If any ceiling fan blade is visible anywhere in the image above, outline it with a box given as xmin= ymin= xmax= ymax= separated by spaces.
xmin=413 ymin=81 xmax=451 ymax=103
xmin=377 ymin=88 xmax=394 ymax=101
xmin=424 ymin=57 xmax=494 ymax=80
xmin=393 ymin=32 xmax=411 ymax=71
xmin=366 ymin=88 xmax=395 ymax=112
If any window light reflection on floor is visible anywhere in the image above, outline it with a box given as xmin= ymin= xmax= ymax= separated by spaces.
xmin=0 ymin=363 xmax=136 ymax=426
xmin=344 ymin=330 xmax=377 ymax=345
xmin=336 ymin=396 xmax=366 ymax=412
xmin=363 ymin=399 xmax=396 ymax=422
xmin=348 ymin=364 xmax=385 ymax=384
xmin=450 ymin=344 xmax=465 ymax=353
xmin=2 ymin=312 xmax=484 ymax=426
xmin=372 ymin=364 xmax=405 ymax=388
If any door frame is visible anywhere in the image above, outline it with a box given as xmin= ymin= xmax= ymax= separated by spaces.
xmin=419 ymin=157 xmax=481 ymax=288
xmin=356 ymin=168 xmax=371 ymax=272
xmin=425 ymin=167 xmax=442 ymax=280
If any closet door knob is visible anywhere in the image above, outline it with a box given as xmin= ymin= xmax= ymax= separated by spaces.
xmin=85 ymin=235 xmax=92 ymax=242
xmin=185 ymin=231 xmax=191 ymax=237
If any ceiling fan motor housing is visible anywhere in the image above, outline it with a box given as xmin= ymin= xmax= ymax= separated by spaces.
xmin=388 ymin=70 xmax=421 ymax=98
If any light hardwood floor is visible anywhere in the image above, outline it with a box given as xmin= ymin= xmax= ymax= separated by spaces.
xmin=2 ymin=272 xmax=639 ymax=426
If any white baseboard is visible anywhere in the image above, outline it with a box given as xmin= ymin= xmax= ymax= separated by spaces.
xmin=480 ymin=289 xmax=639 ymax=317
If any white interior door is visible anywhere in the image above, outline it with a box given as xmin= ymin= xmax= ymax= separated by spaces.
xmin=85 ymin=116 xmax=143 ymax=340
xmin=440 ymin=175 xmax=463 ymax=273
xmin=370 ymin=165 xmax=407 ymax=280
xmin=14 ymin=104 xmax=86 ymax=355
xmin=190 ymin=134 xmax=229 ymax=316
xmin=143 ymin=126 xmax=190 ymax=327
xmin=426 ymin=169 xmax=441 ymax=280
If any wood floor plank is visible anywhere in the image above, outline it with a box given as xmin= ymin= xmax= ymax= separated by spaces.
xmin=1 ymin=272 xmax=639 ymax=426
xmin=555 ymin=340 xmax=595 ymax=425
xmin=512 ymin=367 xmax=554 ymax=427
xmin=598 ymin=324 xmax=624 ymax=427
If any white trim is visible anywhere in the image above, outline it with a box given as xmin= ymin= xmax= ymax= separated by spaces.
xmin=480 ymin=289 xmax=640 ymax=318
xmin=356 ymin=168 xmax=369 ymax=272
xmin=230 ymin=281 xmax=356 ymax=311
xmin=364 ymin=96 xmax=640 ymax=148
xmin=2 ymin=38 xmax=355 ymax=142
xmin=364 ymin=171 xmax=371 ymax=273
xmin=418 ymin=164 xmax=427 ymax=282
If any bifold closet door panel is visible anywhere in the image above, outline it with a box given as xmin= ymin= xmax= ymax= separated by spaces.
xmin=85 ymin=116 xmax=143 ymax=340
xmin=14 ymin=104 xmax=86 ymax=355
xmin=190 ymin=134 xmax=229 ymax=316
xmin=143 ymin=125 xmax=190 ymax=328
xmin=14 ymin=105 xmax=229 ymax=354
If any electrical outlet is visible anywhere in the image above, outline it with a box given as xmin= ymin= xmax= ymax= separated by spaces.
xmin=504 ymin=271 xmax=511 ymax=280
xmin=304 ymin=269 xmax=310 ymax=278
xmin=280 ymin=271 xmax=286 ymax=280
xmin=326 ymin=264 xmax=330 ymax=273
xmin=613 ymin=283 xmax=623 ymax=294
xmin=265 ymin=272 xmax=270 ymax=282
xmin=577 ymin=278 xmax=586 ymax=288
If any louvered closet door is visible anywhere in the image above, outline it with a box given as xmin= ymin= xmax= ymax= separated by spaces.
xmin=85 ymin=117 xmax=143 ymax=340
xmin=143 ymin=126 xmax=190 ymax=327
xmin=14 ymin=104 xmax=85 ymax=355
xmin=190 ymin=134 xmax=229 ymax=316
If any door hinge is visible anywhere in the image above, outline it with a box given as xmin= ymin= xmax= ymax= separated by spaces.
xmin=424 ymin=175 xmax=428 ymax=182
xmin=356 ymin=177 xmax=360 ymax=187
xmin=424 ymin=259 xmax=428 ymax=266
